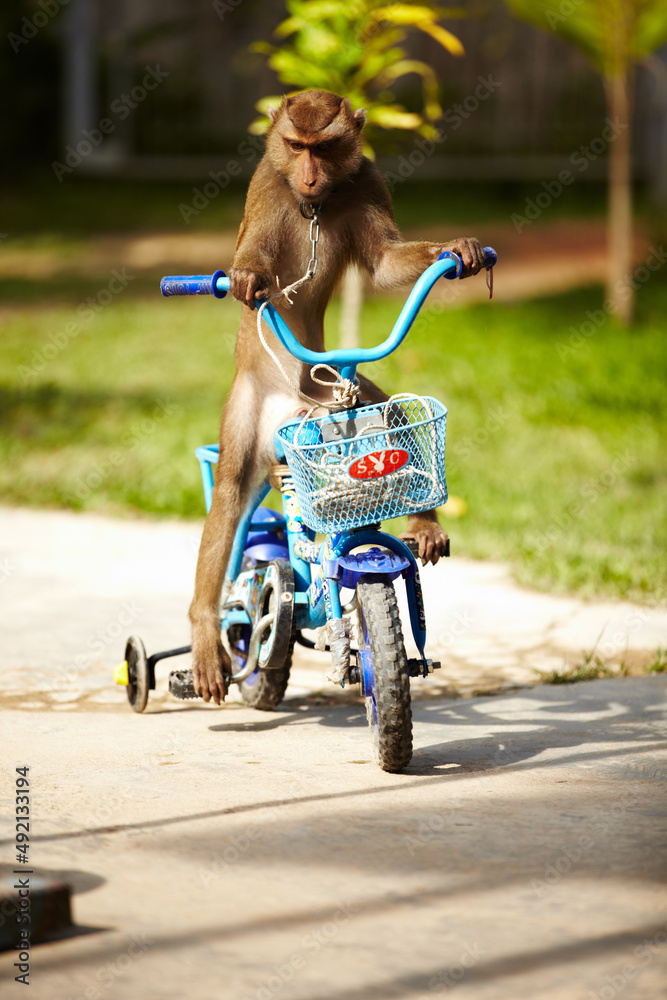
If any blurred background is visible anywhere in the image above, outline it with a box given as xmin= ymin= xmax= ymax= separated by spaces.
xmin=1 ymin=0 xmax=666 ymax=604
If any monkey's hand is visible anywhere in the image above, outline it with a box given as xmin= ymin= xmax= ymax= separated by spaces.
xmin=433 ymin=237 xmax=486 ymax=278
xmin=401 ymin=514 xmax=449 ymax=566
xmin=229 ymin=268 xmax=273 ymax=307
xmin=191 ymin=625 xmax=230 ymax=705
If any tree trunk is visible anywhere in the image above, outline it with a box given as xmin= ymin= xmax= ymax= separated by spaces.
xmin=605 ymin=70 xmax=633 ymax=324
xmin=339 ymin=266 xmax=364 ymax=350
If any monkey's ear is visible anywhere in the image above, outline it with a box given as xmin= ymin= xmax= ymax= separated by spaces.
xmin=353 ymin=108 xmax=366 ymax=129
xmin=268 ymin=106 xmax=279 ymax=123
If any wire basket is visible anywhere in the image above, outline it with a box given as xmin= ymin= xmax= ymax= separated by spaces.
xmin=275 ymin=395 xmax=448 ymax=532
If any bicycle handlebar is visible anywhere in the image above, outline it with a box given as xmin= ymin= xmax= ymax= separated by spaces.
xmin=160 ymin=248 xmax=497 ymax=379
xmin=160 ymin=269 xmax=228 ymax=298
xmin=160 ymin=249 xmax=496 ymax=299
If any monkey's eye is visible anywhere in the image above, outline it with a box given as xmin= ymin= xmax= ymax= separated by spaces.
xmin=289 ymin=141 xmax=305 ymax=152
xmin=315 ymin=141 xmax=333 ymax=154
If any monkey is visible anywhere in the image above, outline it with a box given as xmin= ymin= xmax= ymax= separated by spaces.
xmin=189 ymin=89 xmax=487 ymax=704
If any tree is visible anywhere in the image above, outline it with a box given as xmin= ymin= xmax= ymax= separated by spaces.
xmin=250 ymin=0 xmax=465 ymax=347
xmin=505 ymin=0 xmax=667 ymax=324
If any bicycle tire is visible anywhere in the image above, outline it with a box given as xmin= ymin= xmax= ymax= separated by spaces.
xmin=125 ymin=635 xmax=149 ymax=714
xmin=356 ymin=579 xmax=412 ymax=772
xmin=234 ymin=575 xmax=295 ymax=711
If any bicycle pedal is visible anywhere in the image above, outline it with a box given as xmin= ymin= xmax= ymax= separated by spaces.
xmin=168 ymin=669 xmax=201 ymax=700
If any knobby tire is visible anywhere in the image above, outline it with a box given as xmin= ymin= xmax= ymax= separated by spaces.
xmin=356 ymin=579 xmax=412 ymax=772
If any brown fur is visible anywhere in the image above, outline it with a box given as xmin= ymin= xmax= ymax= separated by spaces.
xmin=189 ymin=90 xmax=486 ymax=703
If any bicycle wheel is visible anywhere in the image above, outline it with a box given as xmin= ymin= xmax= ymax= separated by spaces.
xmin=356 ymin=579 xmax=412 ymax=772
xmin=233 ymin=566 xmax=295 ymax=711
xmin=125 ymin=635 xmax=149 ymax=714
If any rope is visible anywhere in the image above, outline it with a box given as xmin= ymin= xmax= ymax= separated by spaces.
xmin=256 ymin=299 xmax=360 ymax=414
xmin=310 ymin=364 xmax=360 ymax=408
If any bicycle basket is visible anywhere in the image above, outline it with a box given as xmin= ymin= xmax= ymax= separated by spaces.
xmin=274 ymin=395 xmax=447 ymax=532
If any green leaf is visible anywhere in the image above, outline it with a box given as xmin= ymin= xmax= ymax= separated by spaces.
xmin=366 ymin=105 xmax=424 ymax=129
xmin=255 ymin=95 xmax=283 ymax=114
xmin=248 ymin=117 xmax=270 ymax=136
xmin=419 ymin=21 xmax=465 ymax=54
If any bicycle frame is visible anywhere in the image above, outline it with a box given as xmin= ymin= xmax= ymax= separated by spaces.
xmin=184 ymin=251 xmax=493 ymax=676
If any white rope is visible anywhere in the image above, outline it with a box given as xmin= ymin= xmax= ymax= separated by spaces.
xmin=310 ymin=364 xmax=360 ymax=408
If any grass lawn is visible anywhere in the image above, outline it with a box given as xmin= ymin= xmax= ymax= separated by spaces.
xmin=2 ymin=259 xmax=665 ymax=604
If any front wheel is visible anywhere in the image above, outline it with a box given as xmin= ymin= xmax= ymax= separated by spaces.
xmin=356 ymin=579 xmax=412 ymax=772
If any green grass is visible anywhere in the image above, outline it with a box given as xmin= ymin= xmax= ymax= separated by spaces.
xmin=1 ymin=262 xmax=666 ymax=604
xmin=378 ymin=281 xmax=666 ymax=603
xmin=545 ymin=644 xmax=667 ymax=683
xmin=649 ymin=649 xmax=667 ymax=673
xmin=546 ymin=659 xmax=627 ymax=685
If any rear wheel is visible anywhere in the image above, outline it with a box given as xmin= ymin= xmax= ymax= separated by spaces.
xmin=231 ymin=564 xmax=295 ymax=711
xmin=356 ymin=579 xmax=412 ymax=772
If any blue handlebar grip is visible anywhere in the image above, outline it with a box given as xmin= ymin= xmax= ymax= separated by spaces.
xmin=483 ymin=247 xmax=497 ymax=269
xmin=160 ymin=272 xmax=227 ymax=297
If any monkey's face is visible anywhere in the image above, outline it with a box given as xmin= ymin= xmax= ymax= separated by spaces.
xmin=283 ymin=136 xmax=341 ymax=202
xmin=266 ymin=91 xmax=365 ymax=205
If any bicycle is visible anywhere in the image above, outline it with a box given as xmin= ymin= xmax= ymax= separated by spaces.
xmin=115 ymin=248 xmax=497 ymax=771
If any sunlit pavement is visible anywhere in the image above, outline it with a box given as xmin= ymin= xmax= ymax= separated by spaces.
xmin=2 ymin=679 xmax=666 ymax=999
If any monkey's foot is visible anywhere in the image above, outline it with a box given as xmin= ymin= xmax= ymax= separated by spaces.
xmin=191 ymin=634 xmax=230 ymax=705
xmin=400 ymin=519 xmax=449 ymax=566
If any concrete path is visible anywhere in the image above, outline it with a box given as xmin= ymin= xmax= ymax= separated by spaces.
xmin=1 ymin=681 xmax=666 ymax=999
xmin=1 ymin=507 xmax=666 ymax=999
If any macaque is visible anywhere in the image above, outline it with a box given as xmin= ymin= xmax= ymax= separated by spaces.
xmin=190 ymin=89 xmax=486 ymax=703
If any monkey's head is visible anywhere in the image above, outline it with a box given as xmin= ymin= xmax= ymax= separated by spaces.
xmin=265 ymin=90 xmax=366 ymax=206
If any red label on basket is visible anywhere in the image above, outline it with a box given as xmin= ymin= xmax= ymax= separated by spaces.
xmin=348 ymin=449 xmax=409 ymax=480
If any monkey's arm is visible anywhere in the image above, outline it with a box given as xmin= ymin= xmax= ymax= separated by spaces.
xmin=350 ymin=164 xmax=486 ymax=288
xmin=229 ymin=164 xmax=286 ymax=306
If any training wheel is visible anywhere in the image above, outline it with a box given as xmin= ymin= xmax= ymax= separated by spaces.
xmin=125 ymin=635 xmax=149 ymax=713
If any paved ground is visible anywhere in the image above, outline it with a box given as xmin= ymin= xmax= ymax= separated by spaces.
xmin=1 ymin=506 xmax=666 ymax=999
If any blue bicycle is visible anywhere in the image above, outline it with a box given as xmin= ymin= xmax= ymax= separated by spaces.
xmin=117 ymin=249 xmax=496 ymax=772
